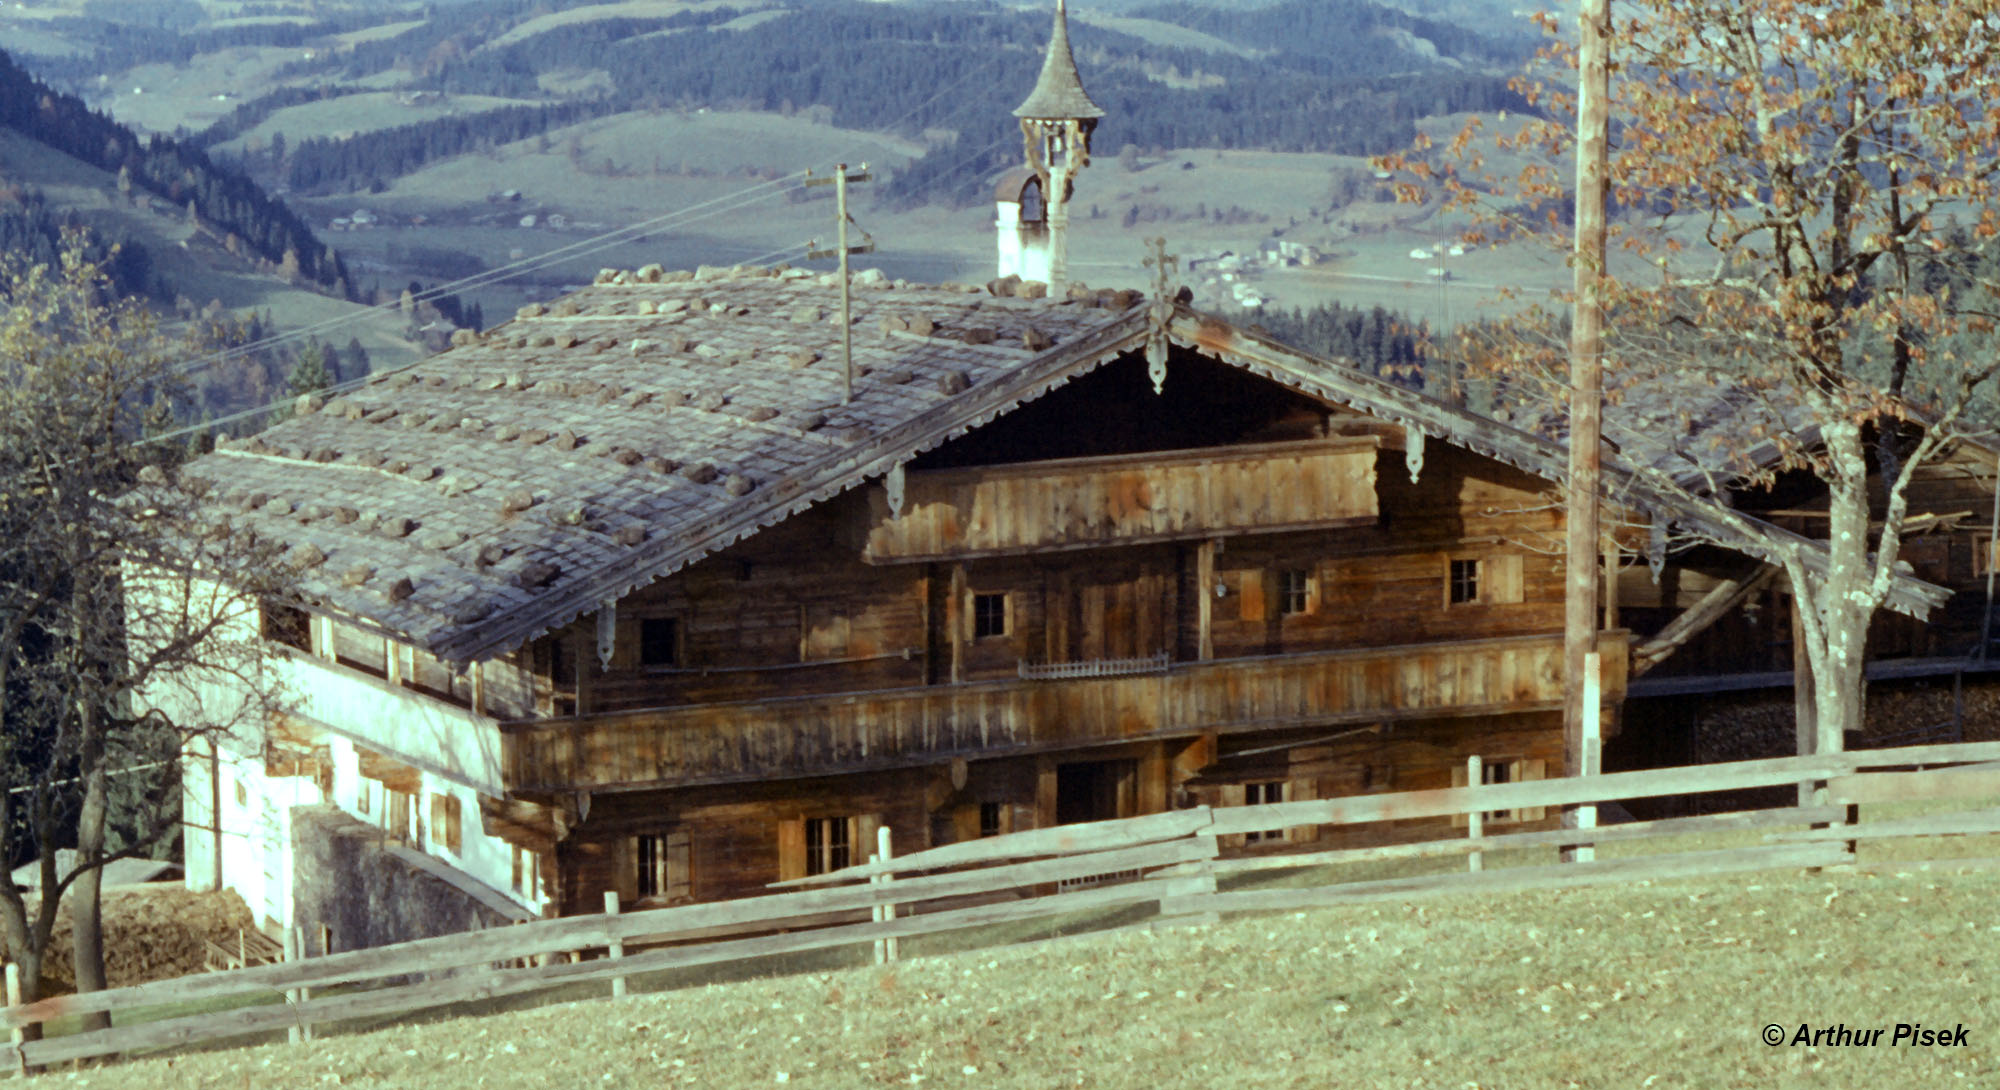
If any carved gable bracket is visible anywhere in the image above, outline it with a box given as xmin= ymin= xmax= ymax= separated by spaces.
xmin=1404 ymin=426 xmax=1426 ymax=484
xmin=1143 ymin=237 xmax=1178 ymax=395
xmin=596 ymin=599 xmax=617 ymax=671
xmin=1648 ymin=517 xmax=1668 ymax=583
xmin=885 ymin=463 xmax=907 ymax=516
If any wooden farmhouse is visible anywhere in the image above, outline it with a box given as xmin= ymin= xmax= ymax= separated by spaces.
xmin=154 ymin=1 xmax=1949 ymax=949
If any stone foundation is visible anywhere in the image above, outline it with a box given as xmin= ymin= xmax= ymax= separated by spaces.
xmin=290 ymin=805 xmax=529 ymax=955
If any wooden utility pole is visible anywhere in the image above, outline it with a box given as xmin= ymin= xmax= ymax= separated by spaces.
xmin=806 ymin=163 xmax=875 ymax=404
xmin=1565 ymin=0 xmax=1611 ymax=824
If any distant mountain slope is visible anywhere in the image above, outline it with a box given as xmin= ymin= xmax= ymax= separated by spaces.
xmin=0 ymin=49 xmax=355 ymax=296
xmin=203 ymin=0 xmax=1532 ymax=205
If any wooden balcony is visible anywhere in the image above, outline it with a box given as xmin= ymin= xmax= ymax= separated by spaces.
xmin=268 ymin=651 xmax=507 ymax=796
xmin=498 ymin=631 xmax=1629 ymax=794
xmin=862 ymin=437 xmax=1380 ymax=563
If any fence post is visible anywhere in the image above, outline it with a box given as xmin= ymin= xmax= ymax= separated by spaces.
xmin=1466 ymin=755 xmax=1484 ymax=873
xmin=6 ymin=962 xmax=24 ymax=1076
xmin=604 ymin=891 xmax=626 ymax=998
xmin=1155 ymin=833 xmax=1221 ymax=928
xmin=283 ymin=928 xmax=302 ymax=1046
xmin=873 ymin=826 xmax=897 ymax=965
xmin=1574 ymin=651 xmax=1601 ymax=863
xmin=295 ymin=926 xmax=314 ymax=1043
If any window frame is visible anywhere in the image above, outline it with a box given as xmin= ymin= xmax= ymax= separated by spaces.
xmin=971 ymin=591 xmax=1009 ymax=640
xmin=638 ymin=616 xmax=681 ymax=669
xmin=804 ymin=815 xmax=853 ymax=876
xmin=1278 ymin=569 xmax=1312 ymax=616
xmin=1243 ymin=780 xmax=1287 ymax=843
xmin=1447 ymin=557 xmax=1480 ymax=606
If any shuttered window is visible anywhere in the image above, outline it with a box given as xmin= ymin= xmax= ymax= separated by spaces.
xmin=429 ymin=793 xmax=462 ymax=855
xmin=778 ymin=814 xmax=881 ymax=879
xmin=1452 ymin=757 xmax=1548 ymax=825
xmin=632 ymin=830 xmax=692 ymax=902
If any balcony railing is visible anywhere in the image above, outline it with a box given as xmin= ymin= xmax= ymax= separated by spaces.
xmin=267 ymin=651 xmax=506 ymax=796
xmin=498 ymin=631 xmax=1629 ymax=794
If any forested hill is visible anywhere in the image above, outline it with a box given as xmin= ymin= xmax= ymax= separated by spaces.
xmin=167 ymin=0 xmax=1535 ymax=205
xmin=0 ymin=50 xmax=351 ymax=298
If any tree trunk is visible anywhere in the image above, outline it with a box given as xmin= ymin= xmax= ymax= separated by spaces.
xmin=1807 ymin=422 xmax=1876 ymax=755
xmin=69 ymin=705 xmax=111 ymax=1033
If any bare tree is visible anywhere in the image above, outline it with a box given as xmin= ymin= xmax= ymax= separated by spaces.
xmin=1390 ymin=3 xmax=2000 ymax=751
xmin=0 ymin=240 xmax=288 ymax=1020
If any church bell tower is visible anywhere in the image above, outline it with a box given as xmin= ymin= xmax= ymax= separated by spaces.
xmin=998 ymin=0 xmax=1102 ymax=292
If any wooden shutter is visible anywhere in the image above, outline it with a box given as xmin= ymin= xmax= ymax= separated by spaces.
xmin=1450 ymin=763 xmax=1469 ymax=828
xmin=952 ymin=804 xmax=980 ymax=843
xmin=615 ymin=837 xmax=640 ymax=902
xmin=855 ymin=813 xmax=884 ymax=865
xmin=430 ymin=794 xmax=461 ymax=855
xmin=1486 ymin=554 xmax=1525 ymax=604
xmin=1285 ymin=777 xmax=1318 ymax=844
xmin=777 ymin=818 xmax=807 ymax=881
xmin=1514 ymin=758 xmax=1547 ymax=821
xmin=1235 ymin=571 xmax=1266 ymax=622
xmin=800 ymin=606 xmax=852 ymax=661
xmin=665 ymin=829 xmax=691 ymax=902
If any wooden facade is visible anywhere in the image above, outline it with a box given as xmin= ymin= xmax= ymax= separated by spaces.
xmin=270 ymin=363 xmax=1654 ymax=911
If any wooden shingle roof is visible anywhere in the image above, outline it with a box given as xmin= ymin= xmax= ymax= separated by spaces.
xmin=185 ymin=264 xmax=1947 ymax=665
xmin=192 ymin=266 xmax=1148 ymax=661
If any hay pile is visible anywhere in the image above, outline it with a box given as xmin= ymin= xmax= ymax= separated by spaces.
xmin=22 ymin=885 xmax=255 ymax=994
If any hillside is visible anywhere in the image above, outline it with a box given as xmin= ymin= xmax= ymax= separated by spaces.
xmin=4 ymin=0 xmax=1557 ymax=338
xmin=0 ymin=53 xmax=423 ymax=420
xmin=69 ymin=859 xmax=2000 ymax=1088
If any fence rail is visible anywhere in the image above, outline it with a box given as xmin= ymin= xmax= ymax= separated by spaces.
xmin=11 ymin=739 xmax=2000 ymax=1072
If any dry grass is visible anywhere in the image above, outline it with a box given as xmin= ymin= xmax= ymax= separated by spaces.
xmin=59 ymin=845 xmax=2000 ymax=1090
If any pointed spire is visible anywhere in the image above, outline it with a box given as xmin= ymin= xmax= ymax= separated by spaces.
xmin=1013 ymin=0 xmax=1104 ymax=120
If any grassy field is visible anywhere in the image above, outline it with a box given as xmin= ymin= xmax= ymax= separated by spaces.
xmin=65 ymin=847 xmax=2000 ymax=1089
xmin=483 ymin=0 xmax=773 ymax=50
xmin=212 ymin=93 xmax=544 ymax=154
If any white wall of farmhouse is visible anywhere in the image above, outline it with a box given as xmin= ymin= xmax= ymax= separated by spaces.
xmin=178 ymin=643 xmax=542 ymax=931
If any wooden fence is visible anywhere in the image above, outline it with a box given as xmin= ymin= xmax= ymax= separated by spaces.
xmin=10 ymin=739 xmax=2000 ymax=1071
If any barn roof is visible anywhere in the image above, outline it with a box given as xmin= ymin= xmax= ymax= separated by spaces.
xmin=182 ymin=264 xmax=1948 ymax=665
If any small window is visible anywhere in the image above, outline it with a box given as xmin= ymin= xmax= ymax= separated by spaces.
xmin=1244 ymin=781 xmax=1286 ymax=843
xmin=979 ymin=802 xmax=1003 ymax=838
xmin=261 ymin=602 xmax=311 ymax=652
xmin=430 ymin=792 xmax=462 ymax=855
xmin=635 ymin=834 xmax=666 ymax=898
xmin=1279 ymin=570 xmax=1311 ymax=616
xmin=804 ymin=816 xmax=852 ymax=876
xmin=639 ymin=617 xmax=679 ymax=667
xmin=972 ymin=592 xmax=1008 ymax=639
xmin=1448 ymin=558 xmax=1480 ymax=605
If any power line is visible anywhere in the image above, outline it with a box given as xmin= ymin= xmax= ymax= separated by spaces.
xmin=158 ymin=97 xmax=1027 ymax=443
xmin=173 ymin=172 xmax=812 ymax=379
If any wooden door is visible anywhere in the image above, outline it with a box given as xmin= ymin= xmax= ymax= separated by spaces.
xmin=1056 ymin=565 xmax=1170 ymax=664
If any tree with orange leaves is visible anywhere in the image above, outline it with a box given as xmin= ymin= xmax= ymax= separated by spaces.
xmin=1387 ymin=3 xmax=2000 ymax=753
